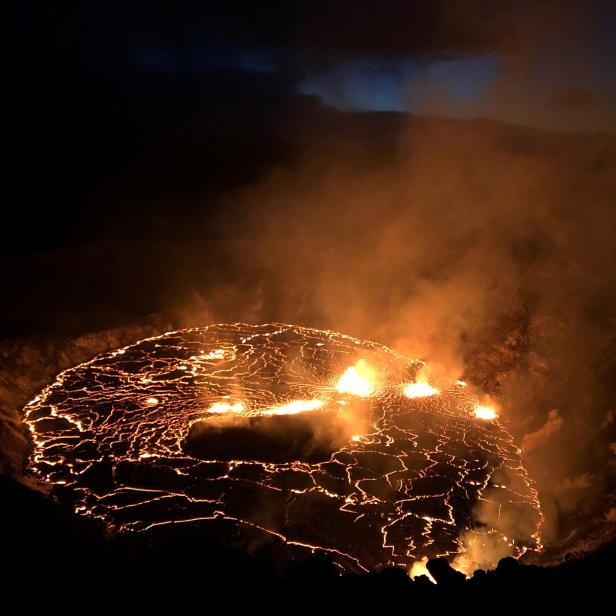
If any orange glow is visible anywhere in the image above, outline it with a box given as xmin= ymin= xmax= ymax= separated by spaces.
xmin=403 ymin=382 xmax=439 ymax=398
xmin=409 ymin=557 xmax=436 ymax=583
xmin=474 ymin=405 xmax=497 ymax=420
xmin=336 ymin=359 xmax=376 ymax=397
xmin=207 ymin=401 xmax=245 ymax=414
xmin=260 ymin=399 xmax=324 ymax=416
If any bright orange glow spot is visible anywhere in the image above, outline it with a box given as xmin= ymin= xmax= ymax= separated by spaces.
xmin=260 ymin=399 xmax=324 ymax=416
xmin=403 ymin=382 xmax=439 ymax=398
xmin=336 ymin=360 xmax=376 ymax=397
xmin=409 ymin=557 xmax=436 ymax=583
xmin=474 ymin=405 xmax=497 ymax=420
xmin=145 ymin=397 xmax=159 ymax=405
xmin=207 ymin=401 xmax=245 ymax=414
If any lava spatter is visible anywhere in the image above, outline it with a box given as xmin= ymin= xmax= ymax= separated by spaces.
xmin=23 ymin=323 xmax=542 ymax=572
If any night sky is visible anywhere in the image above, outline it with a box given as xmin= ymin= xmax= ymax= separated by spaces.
xmin=7 ymin=1 xmax=616 ymax=260
xmin=3 ymin=0 xmax=613 ymax=267
xmin=13 ymin=1 xmax=616 ymax=130
xmin=7 ymin=2 xmax=616 ymax=280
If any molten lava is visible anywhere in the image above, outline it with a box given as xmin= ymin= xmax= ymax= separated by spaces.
xmin=260 ymin=399 xmax=324 ymax=416
xmin=207 ymin=401 xmax=245 ymax=414
xmin=336 ymin=359 xmax=376 ymax=397
xmin=403 ymin=382 xmax=439 ymax=398
xmin=474 ymin=405 xmax=498 ymax=420
xmin=23 ymin=323 xmax=541 ymax=573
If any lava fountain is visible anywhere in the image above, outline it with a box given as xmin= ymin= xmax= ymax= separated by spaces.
xmin=24 ymin=323 xmax=542 ymax=572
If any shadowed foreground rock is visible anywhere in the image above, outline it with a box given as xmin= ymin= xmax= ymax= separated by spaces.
xmin=427 ymin=557 xmax=466 ymax=586
xmin=1 ymin=472 xmax=613 ymax=607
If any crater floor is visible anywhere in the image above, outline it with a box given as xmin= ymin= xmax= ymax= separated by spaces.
xmin=24 ymin=323 xmax=542 ymax=572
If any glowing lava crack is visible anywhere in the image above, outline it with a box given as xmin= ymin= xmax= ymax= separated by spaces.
xmin=24 ymin=323 xmax=542 ymax=573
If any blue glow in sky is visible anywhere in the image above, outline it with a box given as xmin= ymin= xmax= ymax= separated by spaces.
xmin=297 ymin=55 xmax=500 ymax=113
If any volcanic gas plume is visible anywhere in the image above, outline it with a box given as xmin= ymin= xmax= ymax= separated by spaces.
xmin=24 ymin=323 xmax=542 ymax=573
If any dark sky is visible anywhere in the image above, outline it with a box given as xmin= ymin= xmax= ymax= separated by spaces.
xmin=12 ymin=0 xmax=616 ymax=132
xmin=8 ymin=0 xmax=616 ymax=256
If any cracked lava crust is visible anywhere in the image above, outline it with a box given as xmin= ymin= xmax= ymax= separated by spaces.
xmin=24 ymin=323 xmax=542 ymax=572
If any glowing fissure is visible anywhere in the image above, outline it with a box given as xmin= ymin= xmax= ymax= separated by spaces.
xmin=207 ymin=401 xmax=245 ymax=414
xmin=260 ymin=399 xmax=324 ymax=416
xmin=24 ymin=323 xmax=542 ymax=573
xmin=335 ymin=359 xmax=376 ymax=397
xmin=403 ymin=382 xmax=439 ymax=399
xmin=474 ymin=405 xmax=498 ymax=421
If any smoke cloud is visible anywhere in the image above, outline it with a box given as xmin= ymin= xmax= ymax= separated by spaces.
xmin=194 ymin=111 xmax=616 ymax=561
xmin=521 ymin=410 xmax=563 ymax=453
